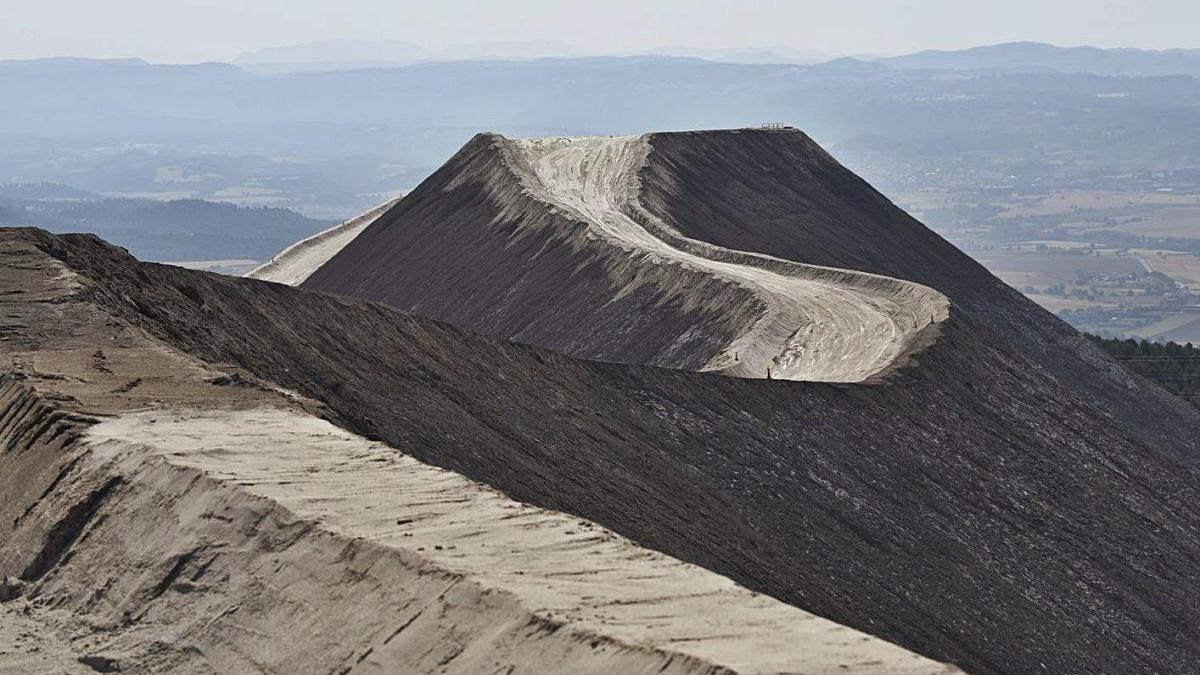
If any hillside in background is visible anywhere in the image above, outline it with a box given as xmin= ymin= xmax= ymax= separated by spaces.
xmin=5 ymin=47 xmax=1200 ymax=335
xmin=4 ymin=52 xmax=1200 ymax=216
xmin=877 ymin=41 xmax=1200 ymax=77
xmin=233 ymin=39 xmax=1200 ymax=76
xmin=0 ymin=189 xmax=331 ymax=262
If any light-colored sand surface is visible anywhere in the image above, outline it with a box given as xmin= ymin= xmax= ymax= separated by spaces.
xmin=246 ymin=197 xmax=402 ymax=285
xmin=85 ymin=408 xmax=956 ymax=675
xmin=0 ymin=605 xmax=91 ymax=675
xmin=509 ymin=136 xmax=947 ymax=382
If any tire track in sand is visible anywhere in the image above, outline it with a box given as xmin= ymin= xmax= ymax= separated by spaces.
xmin=509 ymin=135 xmax=949 ymax=382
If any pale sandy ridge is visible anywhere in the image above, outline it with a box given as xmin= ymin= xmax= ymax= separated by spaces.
xmin=0 ymin=605 xmax=92 ymax=674
xmin=81 ymin=407 xmax=957 ymax=675
xmin=506 ymin=135 xmax=949 ymax=383
xmin=253 ymin=133 xmax=946 ymax=382
xmin=247 ymin=196 xmax=402 ymax=285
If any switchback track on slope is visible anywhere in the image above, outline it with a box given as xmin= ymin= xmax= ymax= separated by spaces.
xmin=297 ymin=130 xmax=947 ymax=383
xmin=507 ymin=135 xmax=947 ymax=382
xmin=295 ymin=127 xmax=1200 ymax=462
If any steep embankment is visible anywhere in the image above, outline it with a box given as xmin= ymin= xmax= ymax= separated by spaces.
xmin=303 ymin=134 xmax=760 ymax=372
xmin=247 ymin=197 xmax=402 ymax=285
xmin=305 ymin=128 xmax=1200 ymax=455
xmin=0 ymin=229 xmax=950 ymax=674
xmin=18 ymin=228 xmax=1200 ymax=675
xmin=305 ymin=132 xmax=946 ymax=381
xmin=506 ymin=135 xmax=946 ymax=381
xmin=633 ymin=128 xmax=1200 ymax=458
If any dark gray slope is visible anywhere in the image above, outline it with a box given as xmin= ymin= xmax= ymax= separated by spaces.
xmin=307 ymin=128 xmax=1200 ymax=462
xmin=635 ymin=129 xmax=1200 ymax=460
xmin=31 ymin=228 xmax=1200 ymax=675
xmin=303 ymin=133 xmax=764 ymax=371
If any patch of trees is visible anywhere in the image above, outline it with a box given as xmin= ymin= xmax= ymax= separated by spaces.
xmin=1080 ymin=230 xmax=1200 ymax=255
xmin=1090 ymin=334 xmax=1200 ymax=407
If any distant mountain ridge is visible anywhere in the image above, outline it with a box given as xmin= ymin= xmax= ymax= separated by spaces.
xmin=233 ymin=38 xmax=832 ymax=71
xmin=6 ymin=45 xmax=1200 ymax=241
xmin=12 ymin=40 xmax=1200 ymax=78
xmin=230 ymin=39 xmax=1200 ymax=78
xmin=876 ymin=41 xmax=1200 ymax=77
xmin=0 ymin=56 xmax=150 ymax=71
xmin=234 ymin=39 xmax=589 ymax=73
xmin=0 ymin=56 xmax=245 ymax=76
xmin=0 ymin=195 xmax=331 ymax=261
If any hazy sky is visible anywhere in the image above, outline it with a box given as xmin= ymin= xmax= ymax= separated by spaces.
xmin=4 ymin=0 xmax=1200 ymax=63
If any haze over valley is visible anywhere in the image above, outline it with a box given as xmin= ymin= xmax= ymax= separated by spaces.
xmin=7 ymin=41 xmax=1200 ymax=340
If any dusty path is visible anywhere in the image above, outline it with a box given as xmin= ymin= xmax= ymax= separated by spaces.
xmin=247 ymin=196 xmax=402 ymax=285
xmin=0 ymin=605 xmax=92 ymax=674
xmin=510 ymin=136 xmax=947 ymax=382
xmin=80 ymin=408 xmax=954 ymax=675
